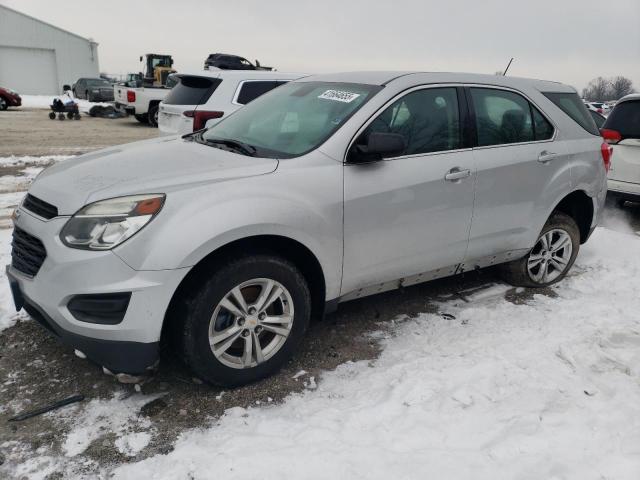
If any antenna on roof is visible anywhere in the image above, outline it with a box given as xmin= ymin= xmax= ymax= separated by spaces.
xmin=502 ymin=58 xmax=514 ymax=76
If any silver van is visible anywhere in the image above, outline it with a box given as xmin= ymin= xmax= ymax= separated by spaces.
xmin=7 ymin=72 xmax=608 ymax=386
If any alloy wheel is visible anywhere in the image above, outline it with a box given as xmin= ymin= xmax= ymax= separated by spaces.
xmin=527 ymin=228 xmax=573 ymax=284
xmin=208 ymin=278 xmax=294 ymax=369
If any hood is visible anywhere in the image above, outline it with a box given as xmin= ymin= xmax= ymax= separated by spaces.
xmin=29 ymin=136 xmax=279 ymax=215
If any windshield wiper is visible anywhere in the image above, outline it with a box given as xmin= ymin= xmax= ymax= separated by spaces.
xmin=201 ymin=137 xmax=257 ymax=157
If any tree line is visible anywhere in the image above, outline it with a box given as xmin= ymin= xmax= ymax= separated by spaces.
xmin=582 ymin=76 xmax=635 ymax=101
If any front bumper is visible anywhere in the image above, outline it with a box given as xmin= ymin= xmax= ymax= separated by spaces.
xmin=7 ymin=210 xmax=190 ymax=373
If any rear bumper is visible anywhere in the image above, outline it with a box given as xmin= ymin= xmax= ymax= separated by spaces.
xmin=608 ymin=178 xmax=640 ymax=198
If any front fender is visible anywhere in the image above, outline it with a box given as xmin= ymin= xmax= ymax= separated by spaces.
xmin=113 ymin=156 xmax=344 ymax=299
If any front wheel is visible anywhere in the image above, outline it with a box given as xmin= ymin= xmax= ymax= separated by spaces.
xmin=500 ymin=212 xmax=580 ymax=287
xmin=0 ymin=97 xmax=7 ymax=110
xmin=181 ymin=255 xmax=311 ymax=387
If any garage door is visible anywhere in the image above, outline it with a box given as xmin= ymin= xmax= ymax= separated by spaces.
xmin=0 ymin=46 xmax=58 ymax=95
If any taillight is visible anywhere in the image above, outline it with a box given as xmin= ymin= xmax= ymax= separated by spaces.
xmin=600 ymin=142 xmax=613 ymax=172
xmin=600 ymin=128 xmax=621 ymax=145
xmin=183 ymin=110 xmax=224 ymax=131
xmin=126 ymin=90 xmax=135 ymax=102
xmin=597 ymin=108 xmax=603 ymax=114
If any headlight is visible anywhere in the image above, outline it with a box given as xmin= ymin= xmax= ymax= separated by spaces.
xmin=60 ymin=194 xmax=165 ymax=250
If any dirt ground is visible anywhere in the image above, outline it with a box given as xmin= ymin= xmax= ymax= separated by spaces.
xmin=0 ymin=108 xmax=158 ymax=157
xmin=0 ymin=108 xmax=639 ymax=477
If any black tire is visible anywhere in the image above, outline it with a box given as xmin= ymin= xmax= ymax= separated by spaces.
xmin=181 ymin=255 xmax=311 ymax=387
xmin=49 ymin=112 xmax=56 ymax=120
xmin=67 ymin=111 xmax=74 ymax=119
xmin=148 ymin=104 xmax=159 ymax=127
xmin=134 ymin=114 xmax=148 ymax=124
xmin=0 ymin=97 xmax=7 ymax=111
xmin=74 ymin=112 xmax=81 ymax=120
xmin=500 ymin=212 xmax=580 ymax=288
xmin=58 ymin=113 xmax=65 ymax=121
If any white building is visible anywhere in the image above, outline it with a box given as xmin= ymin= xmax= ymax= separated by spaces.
xmin=0 ymin=5 xmax=100 ymax=95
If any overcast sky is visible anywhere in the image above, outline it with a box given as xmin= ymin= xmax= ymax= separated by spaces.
xmin=2 ymin=0 xmax=639 ymax=92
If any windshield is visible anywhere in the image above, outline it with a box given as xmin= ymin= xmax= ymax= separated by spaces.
xmin=87 ymin=79 xmax=111 ymax=87
xmin=201 ymin=81 xmax=382 ymax=158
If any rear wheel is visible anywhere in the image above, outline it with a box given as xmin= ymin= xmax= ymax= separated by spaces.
xmin=148 ymin=104 xmax=159 ymax=127
xmin=49 ymin=112 xmax=56 ymax=120
xmin=500 ymin=212 xmax=580 ymax=287
xmin=181 ymin=255 xmax=311 ymax=387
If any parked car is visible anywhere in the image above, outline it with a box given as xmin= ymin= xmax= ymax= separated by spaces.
xmin=0 ymin=86 xmax=21 ymax=110
xmin=589 ymin=109 xmax=607 ymax=128
xmin=204 ymin=53 xmax=272 ymax=71
xmin=7 ymin=72 xmax=607 ymax=387
xmin=72 ymin=78 xmax=115 ymax=102
xmin=114 ymin=74 xmax=177 ymax=127
xmin=601 ymin=93 xmax=640 ymax=206
xmin=584 ymin=101 xmax=611 ymax=115
xmin=158 ymin=70 xmax=307 ymax=135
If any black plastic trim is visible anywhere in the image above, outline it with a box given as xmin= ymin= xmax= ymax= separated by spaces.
xmin=67 ymin=292 xmax=132 ymax=325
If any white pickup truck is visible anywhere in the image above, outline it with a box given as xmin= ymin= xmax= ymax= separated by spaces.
xmin=114 ymin=78 xmax=176 ymax=127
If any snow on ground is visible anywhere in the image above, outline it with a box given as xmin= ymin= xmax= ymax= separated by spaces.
xmin=110 ymin=227 xmax=640 ymax=480
xmin=57 ymin=392 xmax=160 ymax=458
xmin=0 ymin=155 xmax=72 ymax=330
xmin=19 ymin=95 xmax=112 ymax=114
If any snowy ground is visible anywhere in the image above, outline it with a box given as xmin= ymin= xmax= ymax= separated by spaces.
xmin=1 ymin=155 xmax=640 ymax=479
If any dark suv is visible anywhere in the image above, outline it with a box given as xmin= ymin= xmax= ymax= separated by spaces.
xmin=204 ymin=53 xmax=272 ymax=71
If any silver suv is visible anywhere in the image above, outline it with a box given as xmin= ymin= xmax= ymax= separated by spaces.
xmin=7 ymin=72 xmax=608 ymax=386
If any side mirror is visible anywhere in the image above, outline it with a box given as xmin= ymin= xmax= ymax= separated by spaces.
xmin=349 ymin=132 xmax=406 ymax=163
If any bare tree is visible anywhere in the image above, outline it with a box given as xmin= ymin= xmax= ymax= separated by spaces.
xmin=582 ymin=77 xmax=610 ymax=101
xmin=582 ymin=76 xmax=636 ymax=101
xmin=609 ymin=76 xmax=635 ymax=100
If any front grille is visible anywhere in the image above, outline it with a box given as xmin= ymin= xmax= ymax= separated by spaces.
xmin=11 ymin=227 xmax=47 ymax=277
xmin=22 ymin=194 xmax=58 ymax=220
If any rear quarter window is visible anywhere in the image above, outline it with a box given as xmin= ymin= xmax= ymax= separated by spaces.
xmin=603 ymin=100 xmax=640 ymax=139
xmin=236 ymin=81 xmax=284 ymax=105
xmin=163 ymin=76 xmax=221 ymax=105
xmin=543 ymin=92 xmax=600 ymax=136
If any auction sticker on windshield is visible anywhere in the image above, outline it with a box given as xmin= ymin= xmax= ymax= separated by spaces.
xmin=318 ymin=90 xmax=361 ymax=103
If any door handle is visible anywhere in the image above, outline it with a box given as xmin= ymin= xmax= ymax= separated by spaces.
xmin=444 ymin=168 xmax=471 ymax=182
xmin=537 ymin=151 xmax=558 ymax=163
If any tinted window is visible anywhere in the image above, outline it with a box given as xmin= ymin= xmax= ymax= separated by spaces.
xmin=603 ymin=100 xmax=640 ymax=138
xmin=543 ymin=92 xmax=599 ymax=135
xmin=357 ymin=87 xmax=461 ymax=156
xmin=236 ymin=81 xmax=282 ymax=105
xmin=471 ymin=88 xmax=534 ymax=146
xmin=589 ymin=109 xmax=606 ymax=129
xmin=163 ymin=76 xmax=221 ymax=106
xmin=532 ymin=106 xmax=554 ymax=140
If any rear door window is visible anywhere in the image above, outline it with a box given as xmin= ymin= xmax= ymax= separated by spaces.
xmin=543 ymin=92 xmax=599 ymax=135
xmin=236 ymin=81 xmax=282 ymax=105
xmin=470 ymin=88 xmax=534 ymax=146
xmin=603 ymin=100 xmax=640 ymax=139
xmin=163 ymin=76 xmax=221 ymax=105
